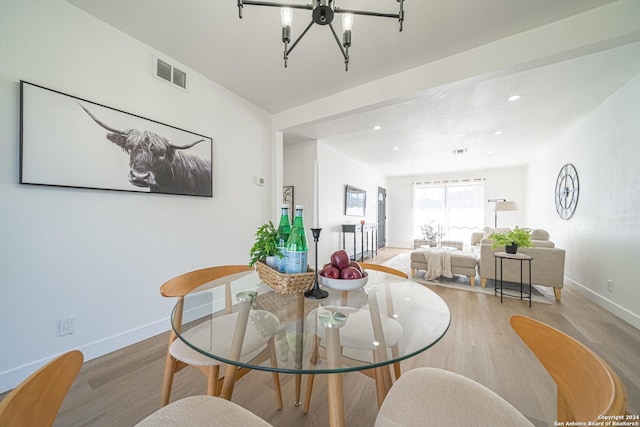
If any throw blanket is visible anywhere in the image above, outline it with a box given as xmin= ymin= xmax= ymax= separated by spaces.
xmin=424 ymin=247 xmax=455 ymax=280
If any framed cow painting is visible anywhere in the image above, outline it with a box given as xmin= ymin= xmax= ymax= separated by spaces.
xmin=20 ymin=81 xmax=213 ymax=197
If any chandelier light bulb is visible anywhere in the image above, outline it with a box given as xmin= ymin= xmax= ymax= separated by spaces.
xmin=342 ymin=13 xmax=354 ymax=31
xmin=280 ymin=7 xmax=293 ymax=27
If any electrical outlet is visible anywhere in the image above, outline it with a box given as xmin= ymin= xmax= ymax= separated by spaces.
xmin=607 ymin=280 xmax=613 ymax=293
xmin=58 ymin=315 xmax=76 ymax=336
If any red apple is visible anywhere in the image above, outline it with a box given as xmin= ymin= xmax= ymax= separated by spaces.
xmin=348 ymin=261 xmax=363 ymax=274
xmin=321 ymin=266 xmax=340 ymax=279
xmin=340 ymin=266 xmax=363 ymax=280
xmin=331 ymin=250 xmax=351 ymax=270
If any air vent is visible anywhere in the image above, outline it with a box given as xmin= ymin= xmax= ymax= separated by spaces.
xmin=452 ymin=148 xmax=468 ymax=155
xmin=156 ymin=59 xmax=172 ymax=82
xmin=172 ymin=67 xmax=186 ymax=88
xmin=153 ymin=56 xmax=188 ymax=92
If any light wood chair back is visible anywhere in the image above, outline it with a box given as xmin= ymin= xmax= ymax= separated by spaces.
xmin=359 ymin=263 xmax=408 ymax=279
xmin=160 ymin=265 xmax=282 ymax=409
xmin=511 ymin=315 xmax=627 ymax=422
xmin=0 ymin=350 xmax=83 ymax=427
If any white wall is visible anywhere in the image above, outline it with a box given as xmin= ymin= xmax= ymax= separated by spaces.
xmin=0 ymin=0 xmax=274 ymax=391
xmin=526 ymin=71 xmax=640 ymax=329
xmin=283 ymin=140 xmax=386 ymax=264
xmin=386 ymin=167 xmax=527 ymax=248
xmin=283 ymin=140 xmax=317 ymax=261
xmin=317 ymin=142 xmax=387 ymax=262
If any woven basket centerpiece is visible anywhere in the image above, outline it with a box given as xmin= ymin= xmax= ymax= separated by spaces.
xmin=255 ymin=260 xmax=315 ymax=294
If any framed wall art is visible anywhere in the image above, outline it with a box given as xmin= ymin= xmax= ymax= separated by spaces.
xmin=345 ymin=185 xmax=366 ymax=217
xmin=20 ymin=81 xmax=213 ymax=197
xmin=283 ymin=185 xmax=294 ymax=224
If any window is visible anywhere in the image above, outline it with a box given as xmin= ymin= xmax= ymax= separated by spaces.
xmin=413 ymin=181 xmax=484 ymax=244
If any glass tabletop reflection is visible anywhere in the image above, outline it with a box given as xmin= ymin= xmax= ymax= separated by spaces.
xmin=171 ymin=269 xmax=450 ymax=375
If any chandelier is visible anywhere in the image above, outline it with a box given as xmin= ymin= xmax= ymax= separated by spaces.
xmin=237 ymin=0 xmax=405 ymax=71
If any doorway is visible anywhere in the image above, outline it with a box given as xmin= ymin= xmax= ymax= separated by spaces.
xmin=377 ymin=187 xmax=386 ymax=248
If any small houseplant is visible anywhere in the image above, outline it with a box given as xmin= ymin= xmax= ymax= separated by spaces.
xmin=420 ymin=221 xmax=437 ymax=241
xmin=249 ymin=221 xmax=282 ymax=268
xmin=418 ymin=221 xmax=439 ymax=247
xmin=488 ymin=226 xmax=533 ymax=254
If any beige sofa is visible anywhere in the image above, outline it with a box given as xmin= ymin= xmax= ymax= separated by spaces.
xmin=477 ymin=228 xmax=565 ymax=301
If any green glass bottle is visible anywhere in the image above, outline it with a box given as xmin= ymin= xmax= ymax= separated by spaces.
xmin=284 ymin=205 xmax=308 ymax=274
xmin=275 ymin=204 xmax=291 ymax=272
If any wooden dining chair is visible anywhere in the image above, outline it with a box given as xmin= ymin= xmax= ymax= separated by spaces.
xmin=136 ymin=395 xmax=273 ymax=426
xmin=160 ymin=265 xmax=282 ymax=409
xmin=303 ymin=263 xmax=406 ymax=413
xmin=375 ymin=367 xmax=534 ymax=426
xmin=0 ymin=350 xmax=83 ymax=427
xmin=510 ymin=315 xmax=628 ymax=422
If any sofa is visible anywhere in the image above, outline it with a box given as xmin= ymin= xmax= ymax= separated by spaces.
xmin=477 ymin=228 xmax=565 ymax=301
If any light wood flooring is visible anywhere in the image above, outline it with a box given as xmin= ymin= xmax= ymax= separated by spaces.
xmin=6 ymin=247 xmax=640 ymax=426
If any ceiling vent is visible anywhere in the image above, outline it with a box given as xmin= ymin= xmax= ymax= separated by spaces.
xmin=452 ymin=148 xmax=468 ymax=155
xmin=153 ymin=56 xmax=188 ymax=92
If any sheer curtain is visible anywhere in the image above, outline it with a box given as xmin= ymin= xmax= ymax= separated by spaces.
xmin=413 ymin=181 xmax=484 ymax=244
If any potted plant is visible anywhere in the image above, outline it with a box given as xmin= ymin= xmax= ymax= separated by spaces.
xmin=488 ymin=226 xmax=533 ymax=254
xmin=249 ymin=221 xmax=283 ymax=268
xmin=415 ymin=221 xmax=438 ymax=248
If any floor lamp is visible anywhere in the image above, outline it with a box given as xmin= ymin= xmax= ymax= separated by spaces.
xmin=489 ymin=199 xmax=519 ymax=227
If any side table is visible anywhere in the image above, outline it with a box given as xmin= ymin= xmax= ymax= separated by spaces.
xmin=493 ymin=252 xmax=533 ymax=307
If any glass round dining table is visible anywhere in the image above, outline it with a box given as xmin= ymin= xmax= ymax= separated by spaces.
xmin=171 ymin=269 xmax=450 ymax=427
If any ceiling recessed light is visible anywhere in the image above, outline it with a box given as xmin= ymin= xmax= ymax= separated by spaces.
xmin=393 ymin=146 xmax=400 ymax=151
xmin=373 ymin=125 xmax=381 ymax=130
xmin=494 ymin=130 xmax=504 ymax=135
xmin=508 ymin=94 xmax=521 ymax=101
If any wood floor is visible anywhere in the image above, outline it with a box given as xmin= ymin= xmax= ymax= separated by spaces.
xmin=8 ymin=247 xmax=640 ymax=426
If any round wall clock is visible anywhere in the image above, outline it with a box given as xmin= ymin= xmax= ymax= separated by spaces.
xmin=555 ymin=163 xmax=579 ymax=220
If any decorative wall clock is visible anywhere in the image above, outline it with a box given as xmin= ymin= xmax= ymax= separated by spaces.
xmin=555 ymin=163 xmax=579 ymax=220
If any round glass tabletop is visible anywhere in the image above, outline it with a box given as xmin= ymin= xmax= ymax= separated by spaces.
xmin=172 ymin=269 xmax=450 ymax=375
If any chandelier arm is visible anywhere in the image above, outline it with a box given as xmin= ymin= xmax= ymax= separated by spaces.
xmin=328 ymin=23 xmax=348 ymax=61
xmin=334 ymin=8 xmax=399 ymax=19
xmin=242 ymin=1 xmax=313 ymax=12
xmin=286 ymin=20 xmax=315 ymax=57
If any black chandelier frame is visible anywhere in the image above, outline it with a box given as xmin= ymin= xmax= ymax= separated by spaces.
xmin=237 ymin=0 xmax=405 ymax=71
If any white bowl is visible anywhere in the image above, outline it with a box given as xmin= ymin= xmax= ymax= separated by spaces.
xmin=319 ymin=271 xmax=369 ymax=291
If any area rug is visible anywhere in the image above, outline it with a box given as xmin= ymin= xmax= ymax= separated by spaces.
xmin=382 ymin=253 xmax=555 ymax=304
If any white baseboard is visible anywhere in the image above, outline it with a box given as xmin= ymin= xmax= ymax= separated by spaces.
xmin=0 ymin=318 xmax=169 ymax=393
xmin=565 ymin=277 xmax=640 ymax=330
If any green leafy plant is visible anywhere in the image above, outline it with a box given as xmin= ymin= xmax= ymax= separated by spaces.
xmin=249 ymin=221 xmax=283 ymax=267
xmin=488 ymin=226 xmax=533 ymax=249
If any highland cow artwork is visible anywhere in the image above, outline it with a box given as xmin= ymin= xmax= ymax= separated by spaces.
xmin=20 ymin=81 xmax=213 ymax=197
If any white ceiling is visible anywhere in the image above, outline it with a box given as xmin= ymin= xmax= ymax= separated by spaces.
xmin=67 ymin=0 xmax=640 ymax=177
